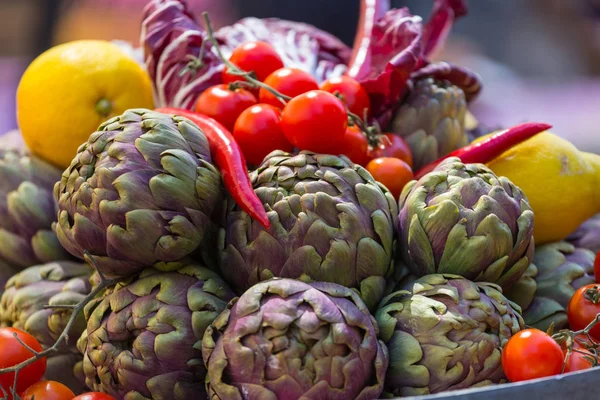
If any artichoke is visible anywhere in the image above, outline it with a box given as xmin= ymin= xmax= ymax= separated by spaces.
xmin=391 ymin=78 xmax=468 ymax=170
xmin=76 ymin=262 xmax=235 ymax=399
xmin=202 ymin=278 xmax=388 ymax=400
xmin=398 ymin=157 xmax=534 ymax=289
xmin=506 ymin=241 xmax=596 ymax=331
xmin=0 ymin=148 xmax=71 ymax=279
xmin=376 ymin=274 xmax=524 ymax=397
xmin=567 ymin=213 xmax=600 ymax=254
xmin=54 ymin=109 xmax=222 ymax=278
xmin=220 ymin=151 xmax=398 ymax=310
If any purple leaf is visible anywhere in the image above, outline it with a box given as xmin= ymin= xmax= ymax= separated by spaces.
xmin=412 ymin=61 xmax=482 ymax=102
xmin=422 ymin=0 xmax=468 ymax=59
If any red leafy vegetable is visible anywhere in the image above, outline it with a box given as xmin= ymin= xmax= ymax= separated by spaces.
xmin=422 ymin=0 xmax=468 ymax=59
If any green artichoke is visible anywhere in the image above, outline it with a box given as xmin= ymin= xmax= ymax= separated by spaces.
xmin=391 ymin=78 xmax=468 ymax=170
xmin=506 ymin=241 xmax=596 ymax=331
xmin=220 ymin=151 xmax=398 ymax=310
xmin=376 ymin=274 xmax=524 ymax=397
xmin=202 ymin=278 xmax=388 ymax=400
xmin=54 ymin=109 xmax=222 ymax=278
xmin=398 ymin=157 xmax=534 ymax=289
xmin=0 ymin=148 xmax=71 ymax=278
xmin=76 ymin=262 xmax=235 ymax=399
xmin=567 ymin=213 xmax=600 ymax=254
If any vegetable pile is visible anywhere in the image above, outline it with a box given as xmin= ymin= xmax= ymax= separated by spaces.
xmin=1 ymin=0 xmax=600 ymax=399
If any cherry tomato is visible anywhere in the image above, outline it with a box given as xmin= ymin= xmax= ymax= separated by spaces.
xmin=319 ymin=76 xmax=371 ymax=117
xmin=568 ymin=284 xmax=600 ymax=340
xmin=233 ymin=103 xmax=292 ymax=166
xmin=0 ymin=327 xmax=46 ymax=397
xmin=340 ymin=126 xmax=370 ymax=166
xmin=72 ymin=393 xmax=117 ymax=400
xmin=366 ymin=157 xmax=414 ymax=200
xmin=368 ymin=133 xmax=413 ymax=168
xmin=20 ymin=380 xmax=74 ymax=400
xmin=259 ymin=68 xmax=319 ymax=108
xmin=594 ymin=251 xmax=600 ymax=283
xmin=281 ymin=90 xmax=347 ymax=153
xmin=501 ymin=328 xmax=564 ymax=382
xmin=222 ymin=41 xmax=284 ymax=84
xmin=194 ymin=84 xmax=257 ymax=131
xmin=563 ymin=340 xmax=596 ymax=373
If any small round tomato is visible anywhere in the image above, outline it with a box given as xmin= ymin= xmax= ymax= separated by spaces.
xmin=568 ymin=284 xmax=600 ymax=340
xmin=366 ymin=157 xmax=414 ymax=200
xmin=281 ymin=90 xmax=347 ymax=153
xmin=340 ymin=127 xmax=370 ymax=166
xmin=564 ymin=347 xmax=595 ymax=373
xmin=502 ymin=328 xmax=564 ymax=382
xmin=0 ymin=327 xmax=46 ymax=396
xmin=20 ymin=380 xmax=74 ymax=400
xmin=72 ymin=393 xmax=117 ymax=400
xmin=368 ymin=133 xmax=413 ymax=168
xmin=259 ymin=68 xmax=319 ymax=108
xmin=222 ymin=41 xmax=284 ymax=84
xmin=319 ymin=76 xmax=370 ymax=117
xmin=594 ymin=251 xmax=600 ymax=283
xmin=233 ymin=103 xmax=292 ymax=166
xmin=194 ymin=84 xmax=257 ymax=131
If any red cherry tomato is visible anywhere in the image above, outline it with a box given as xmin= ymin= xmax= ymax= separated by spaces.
xmin=20 ymin=380 xmax=74 ymax=400
xmin=340 ymin=126 xmax=370 ymax=166
xmin=281 ymin=90 xmax=347 ymax=153
xmin=233 ymin=103 xmax=292 ymax=166
xmin=259 ymin=68 xmax=319 ymax=108
xmin=568 ymin=284 xmax=600 ymax=340
xmin=222 ymin=41 xmax=284 ymax=84
xmin=368 ymin=133 xmax=413 ymax=168
xmin=194 ymin=84 xmax=257 ymax=131
xmin=594 ymin=251 xmax=600 ymax=283
xmin=72 ymin=393 xmax=117 ymax=400
xmin=0 ymin=327 xmax=46 ymax=398
xmin=366 ymin=157 xmax=414 ymax=200
xmin=501 ymin=328 xmax=564 ymax=382
xmin=319 ymin=76 xmax=371 ymax=117
xmin=563 ymin=337 xmax=596 ymax=373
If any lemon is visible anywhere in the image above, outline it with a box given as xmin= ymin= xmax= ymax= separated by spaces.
xmin=481 ymin=132 xmax=600 ymax=244
xmin=16 ymin=40 xmax=154 ymax=169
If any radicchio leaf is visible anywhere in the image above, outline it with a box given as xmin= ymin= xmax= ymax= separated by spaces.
xmin=411 ymin=61 xmax=482 ymax=101
xmin=422 ymin=0 xmax=468 ymax=59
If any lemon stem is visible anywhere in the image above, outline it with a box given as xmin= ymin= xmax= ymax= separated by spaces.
xmin=96 ymin=98 xmax=112 ymax=117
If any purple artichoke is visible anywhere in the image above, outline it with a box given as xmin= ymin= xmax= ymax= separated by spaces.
xmin=202 ymin=278 xmax=388 ymax=400
xmin=567 ymin=213 xmax=600 ymax=254
xmin=76 ymin=261 xmax=235 ymax=399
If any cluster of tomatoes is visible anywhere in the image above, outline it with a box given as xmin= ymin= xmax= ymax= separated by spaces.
xmin=502 ymin=250 xmax=600 ymax=382
xmin=197 ymin=41 xmax=415 ymax=198
xmin=0 ymin=327 xmax=112 ymax=400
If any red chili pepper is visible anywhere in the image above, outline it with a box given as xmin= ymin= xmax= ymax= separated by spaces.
xmin=156 ymin=107 xmax=270 ymax=229
xmin=415 ymin=122 xmax=552 ymax=179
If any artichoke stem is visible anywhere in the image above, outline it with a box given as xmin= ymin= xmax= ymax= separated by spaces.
xmin=95 ymin=98 xmax=112 ymax=117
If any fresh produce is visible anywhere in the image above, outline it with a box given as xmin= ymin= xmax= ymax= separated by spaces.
xmin=340 ymin=126 xmax=371 ymax=166
xmin=194 ymin=84 xmax=257 ymax=131
xmin=568 ymin=284 xmax=600 ymax=340
xmin=319 ymin=75 xmax=371 ymax=116
xmin=0 ymin=327 xmax=46 ymax=397
xmin=561 ymin=336 xmax=597 ymax=373
xmin=376 ymin=274 xmax=524 ymax=396
xmin=596 ymin=251 xmax=600 ymax=282
xmin=72 ymin=393 xmax=116 ymax=400
xmin=16 ymin=40 xmax=154 ymax=169
xmin=76 ymin=262 xmax=235 ymax=399
xmin=366 ymin=157 xmax=414 ymax=200
xmin=202 ymin=278 xmax=388 ymax=400
xmin=232 ymin=104 xmax=292 ymax=166
xmin=482 ymin=132 xmax=600 ymax=244
xmin=507 ymin=241 xmax=596 ymax=331
xmin=156 ymin=107 xmax=270 ymax=228
xmin=502 ymin=329 xmax=564 ymax=382
xmin=568 ymin=213 xmax=600 ymax=254
xmin=259 ymin=68 xmax=319 ymax=108
xmin=221 ymin=41 xmax=284 ymax=83
xmin=398 ymin=157 xmax=535 ymax=289
xmin=220 ymin=151 xmax=398 ymax=310
xmin=53 ymin=109 xmax=223 ymax=277
xmin=368 ymin=133 xmax=413 ymax=167
xmin=20 ymin=380 xmax=75 ymax=400
xmin=281 ymin=90 xmax=348 ymax=153
xmin=391 ymin=78 xmax=468 ymax=170
xmin=0 ymin=149 xmax=72 ymax=282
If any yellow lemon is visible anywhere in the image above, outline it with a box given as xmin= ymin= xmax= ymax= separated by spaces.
xmin=16 ymin=40 xmax=154 ymax=169
xmin=481 ymin=132 xmax=600 ymax=244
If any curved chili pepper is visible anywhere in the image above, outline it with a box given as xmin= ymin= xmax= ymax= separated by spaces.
xmin=415 ymin=122 xmax=552 ymax=179
xmin=156 ymin=107 xmax=270 ymax=229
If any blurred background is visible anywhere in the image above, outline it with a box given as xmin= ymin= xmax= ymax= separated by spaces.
xmin=1 ymin=0 xmax=599 ymax=152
